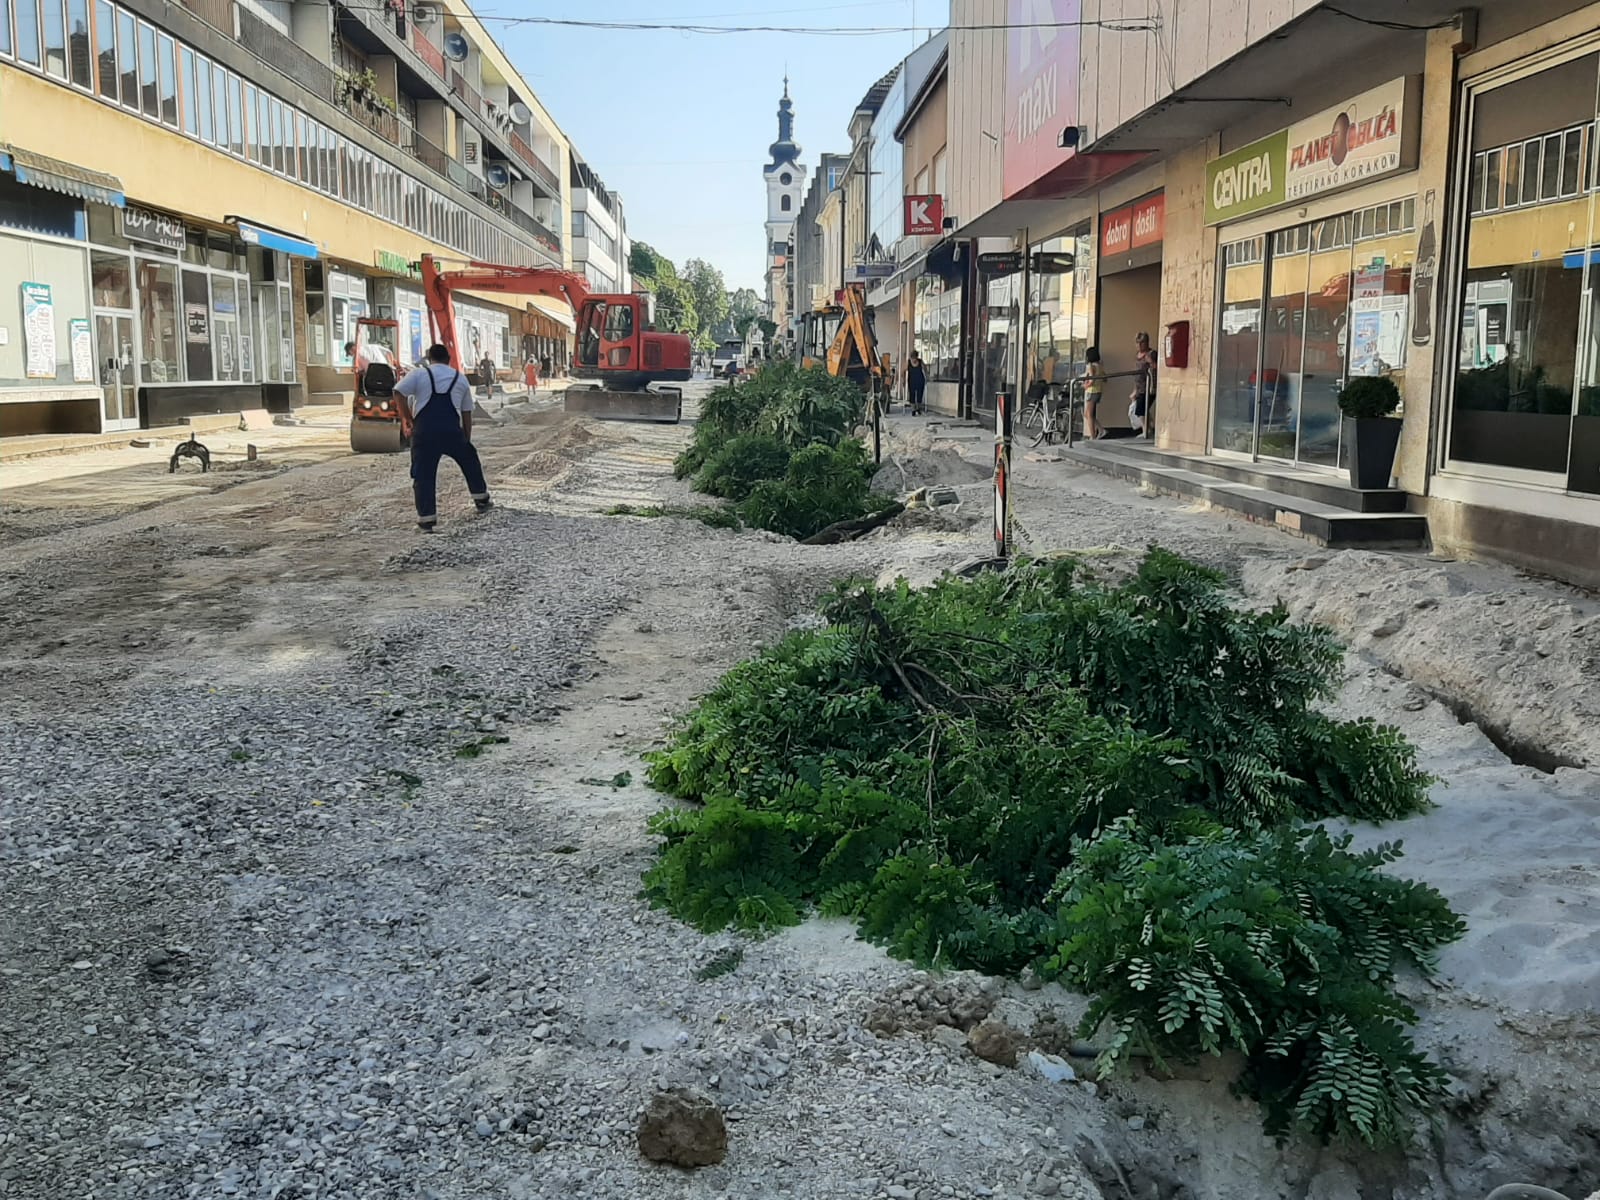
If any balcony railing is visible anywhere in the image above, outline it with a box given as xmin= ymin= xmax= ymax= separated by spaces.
xmin=405 ymin=128 xmax=560 ymax=255
xmin=488 ymin=188 xmax=561 ymax=255
xmin=337 ymin=88 xmax=402 ymax=143
xmin=450 ymin=70 xmax=487 ymax=118
xmin=239 ymin=6 xmax=335 ymax=101
xmin=510 ymin=131 xmax=560 ymax=192
xmin=412 ymin=27 xmax=446 ymax=77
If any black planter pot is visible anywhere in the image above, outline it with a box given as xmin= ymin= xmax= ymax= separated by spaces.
xmin=1344 ymin=417 xmax=1402 ymax=489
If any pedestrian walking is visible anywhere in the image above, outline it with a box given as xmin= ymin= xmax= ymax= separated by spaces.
xmin=1083 ymin=346 xmax=1105 ymax=439
xmin=1131 ymin=332 xmax=1158 ymax=437
xmin=477 ymin=353 xmax=498 ymax=401
xmin=906 ymin=352 xmax=928 ymax=415
xmin=523 ymin=356 xmax=540 ymax=392
xmin=394 ymin=344 xmax=492 ymax=532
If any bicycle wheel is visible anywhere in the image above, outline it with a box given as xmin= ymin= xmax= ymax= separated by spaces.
xmin=1021 ymin=400 xmax=1045 ymax=432
xmin=1030 ymin=401 xmax=1056 ymax=446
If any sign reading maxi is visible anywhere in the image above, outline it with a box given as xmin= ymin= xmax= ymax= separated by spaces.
xmin=1204 ymin=77 xmax=1420 ymax=225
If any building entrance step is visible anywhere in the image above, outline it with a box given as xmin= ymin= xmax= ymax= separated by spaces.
xmin=1065 ymin=442 xmax=1429 ymax=549
xmin=1078 ymin=438 xmax=1411 ymax=512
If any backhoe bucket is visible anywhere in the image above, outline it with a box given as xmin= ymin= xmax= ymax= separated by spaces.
xmin=563 ymin=386 xmax=682 ymax=425
xmin=350 ymin=417 xmax=409 ymax=453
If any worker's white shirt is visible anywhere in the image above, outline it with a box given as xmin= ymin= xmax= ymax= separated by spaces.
xmin=355 ymin=344 xmax=395 ymax=371
xmin=395 ymin=363 xmax=474 ymax=417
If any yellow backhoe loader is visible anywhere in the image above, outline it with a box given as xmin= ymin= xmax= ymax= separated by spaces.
xmin=797 ymin=283 xmax=890 ymax=394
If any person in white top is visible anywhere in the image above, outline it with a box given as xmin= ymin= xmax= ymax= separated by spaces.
xmin=393 ymin=344 xmax=492 ymax=532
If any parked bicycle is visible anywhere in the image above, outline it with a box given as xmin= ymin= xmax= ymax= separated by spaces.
xmin=1023 ymin=380 xmax=1079 ymax=447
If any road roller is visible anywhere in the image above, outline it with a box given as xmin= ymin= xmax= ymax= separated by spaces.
xmin=349 ymin=317 xmax=411 ymax=454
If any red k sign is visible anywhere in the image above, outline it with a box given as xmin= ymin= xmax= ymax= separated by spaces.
xmin=904 ymin=193 xmax=944 ymax=236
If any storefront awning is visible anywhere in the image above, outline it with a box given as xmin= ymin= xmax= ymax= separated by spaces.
xmin=528 ymin=297 xmax=576 ymax=332
xmin=0 ymin=144 xmax=125 ymax=207
xmin=228 ymin=218 xmax=319 ymax=259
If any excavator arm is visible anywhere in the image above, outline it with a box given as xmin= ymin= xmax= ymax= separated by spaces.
xmin=824 ymin=284 xmax=887 ymax=388
xmin=420 ymin=253 xmax=591 ymax=370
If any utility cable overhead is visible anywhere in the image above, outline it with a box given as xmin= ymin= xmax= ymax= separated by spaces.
xmin=341 ymin=5 xmax=1158 ymax=35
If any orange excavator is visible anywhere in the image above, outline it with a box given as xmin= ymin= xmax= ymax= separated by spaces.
xmin=349 ymin=254 xmax=692 ymax=453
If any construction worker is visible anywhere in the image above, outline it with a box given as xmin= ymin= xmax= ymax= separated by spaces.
xmin=394 ymin=343 xmax=492 ymax=533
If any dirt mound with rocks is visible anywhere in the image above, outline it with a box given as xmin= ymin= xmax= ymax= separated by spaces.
xmin=871 ymin=447 xmax=991 ymax=495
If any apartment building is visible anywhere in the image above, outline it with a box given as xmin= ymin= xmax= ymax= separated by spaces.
xmin=0 ymin=0 xmax=575 ymax=436
xmin=570 ymin=157 xmax=629 ymax=296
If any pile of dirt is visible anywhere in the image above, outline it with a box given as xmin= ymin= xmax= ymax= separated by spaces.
xmin=870 ymin=447 xmax=991 ymax=495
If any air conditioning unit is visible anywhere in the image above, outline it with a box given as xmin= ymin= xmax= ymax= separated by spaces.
xmin=411 ymin=2 xmax=439 ymax=27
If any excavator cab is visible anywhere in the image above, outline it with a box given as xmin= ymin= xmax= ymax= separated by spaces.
xmin=349 ymin=317 xmax=410 ymax=454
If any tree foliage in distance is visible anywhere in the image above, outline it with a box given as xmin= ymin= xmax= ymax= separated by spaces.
xmin=642 ymin=553 xmax=1457 ymax=1146
xmin=629 ymin=241 xmax=697 ymax=336
xmin=729 ymin=287 xmax=764 ymax=340
xmin=671 ymin=361 xmax=890 ymax=539
xmin=683 ymin=259 xmax=731 ymax=340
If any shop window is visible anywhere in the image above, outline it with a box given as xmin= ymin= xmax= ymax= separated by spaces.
xmin=91 ymin=250 xmax=132 ymax=308
xmin=303 ymin=262 xmax=327 ymax=365
xmin=16 ymin=0 xmax=40 ymax=65
xmin=211 ymin=276 xmax=241 ymax=381
xmin=0 ymin=233 xmax=93 ymax=388
xmin=913 ymin=275 xmax=961 ymax=383
xmin=181 ymin=269 xmax=213 ymax=381
xmin=157 ymin=33 xmax=176 ymax=125
xmin=1451 ymin=55 xmax=1600 ymax=482
xmin=136 ymin=258 xmax=180 ymax=383
xmin=67 ymin=0 xmax=90 ymax=86
xmin=1215 ymin=238 xmax=1265 ymax=455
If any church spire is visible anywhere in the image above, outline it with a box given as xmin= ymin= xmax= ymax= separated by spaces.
xmin=767 ymin=77 xmax=800 ymax=169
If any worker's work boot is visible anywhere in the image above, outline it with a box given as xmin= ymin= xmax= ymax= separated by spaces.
xmin=475 ymin=497 xmax=493 ymax=514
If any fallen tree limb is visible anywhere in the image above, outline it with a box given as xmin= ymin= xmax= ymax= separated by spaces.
xmin=799 ymin=502 xmax=905 ymax=545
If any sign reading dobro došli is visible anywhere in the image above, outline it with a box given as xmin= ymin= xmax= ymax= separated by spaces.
xmin=1205 ymin=77 xmax=1418 ymax=225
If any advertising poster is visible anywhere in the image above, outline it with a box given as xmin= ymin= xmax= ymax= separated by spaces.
xmin=1351 ymin=311 xmax=1383 ymax=377
xmin=69 ymin=319 xmax=94 ymax=383
xmin=185 ymin=303 xmax=210 ymax=344
xmin=22 ymin=281 xmax=55 ymax=379
xmin=409 ymin=309 xmax=424 ymax=364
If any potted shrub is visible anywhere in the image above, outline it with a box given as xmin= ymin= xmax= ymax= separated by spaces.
xmin=1338 ymin=375 xmax=1403 ymax=489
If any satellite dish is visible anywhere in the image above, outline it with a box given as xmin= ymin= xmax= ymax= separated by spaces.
xmin=442 ymin=31 xmax=469 ymax=62
xmin=411 ymin=2 xmax=439 ymax=27
xmin=509 ymin=101 xmax=531 ymax=125
xmin=485 ymin=163 xmax=511 ymax=189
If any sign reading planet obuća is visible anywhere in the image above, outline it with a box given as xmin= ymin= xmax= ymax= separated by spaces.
xmin=1204 ymin=77 xmax=1420 ymax=225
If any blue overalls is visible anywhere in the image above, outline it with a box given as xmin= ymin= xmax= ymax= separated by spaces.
xmin=410 ymin=365 xmax=490 ymax=528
